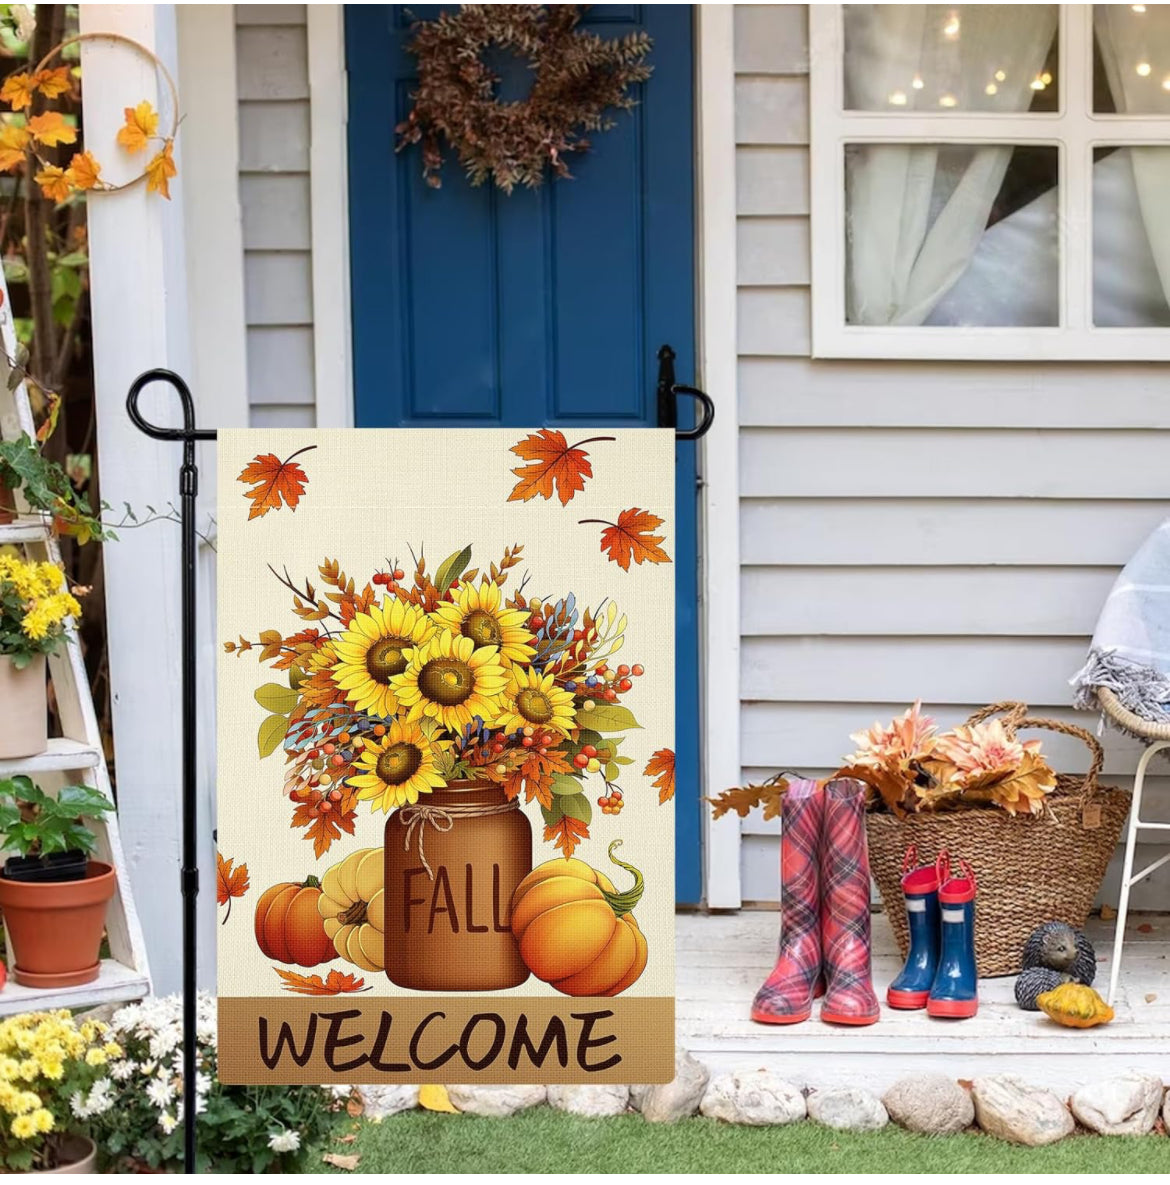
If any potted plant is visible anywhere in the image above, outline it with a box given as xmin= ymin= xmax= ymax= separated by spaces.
xmin=0 ymin=1008 xmax=122 ymax=1173
xmin=0 ymin=434 xmax=112 ymax=545
xmin=0 ymin=777 xmax=116 ymax=987
xmin=0 ymin=555 xmax=81 ymax=758
xmin=92 ymin=992 xmax=333 ymax=1173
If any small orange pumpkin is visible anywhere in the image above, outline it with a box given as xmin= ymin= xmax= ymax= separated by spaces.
xmin=510 ymin=841 xmax=647 ymax=997
xmin=1036 ymin=982 xmax=1114 ymax=1029
xmin=254 ymin=875 xmax=335 ymax=967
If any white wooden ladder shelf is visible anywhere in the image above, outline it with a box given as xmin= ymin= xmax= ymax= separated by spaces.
xmin=0 ymin=277 xmax=151 ymax=1014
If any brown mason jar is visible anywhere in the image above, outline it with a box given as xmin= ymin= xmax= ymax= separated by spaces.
xmin=384 ymin=778 xmax=532 ymax=991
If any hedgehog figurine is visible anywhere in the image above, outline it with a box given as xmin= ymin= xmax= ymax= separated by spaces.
xmin=1015 ymin=965 xmax=1073 ymax=1011
xmin=1021 ymin=921 xmax=1097 ymax=986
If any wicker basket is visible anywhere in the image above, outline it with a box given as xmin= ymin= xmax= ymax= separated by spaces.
xmin=866 ymin=702 xmax=1131 ymax=978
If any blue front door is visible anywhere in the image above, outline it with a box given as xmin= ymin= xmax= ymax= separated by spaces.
xmin=345 ymin=5 xmax=702 ymax=903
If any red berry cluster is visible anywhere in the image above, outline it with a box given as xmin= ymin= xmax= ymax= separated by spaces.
xmin=372 ymin=567 xmax=406 ymax=587
xmin=597 ymin=787 xmax=623 ymax=815
xmin=573 ymin=742 xmax=611 ymax=771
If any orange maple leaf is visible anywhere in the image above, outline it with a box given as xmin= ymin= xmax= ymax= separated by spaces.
xmin=67 ymin=150 xmax=102 ymax=191
xmin=0 ymin=72 xmax=36 ymax=111
xmin=0 ymin=124 xmax=30 ymax=172
xmin=117 ymin=100 xmax=159 ymax=154
xmin=34 ymin=67 xmax=73 ymax=100
xmin=27 ymin=111 xmax=76 ymax=148
xmin=216 ymin=852 xmax=250 ymax=923
xmin=507 ymin=430 xmax=612 ymax=506
xmin=544 ymin=815 xmax=589 ymax=859
xmin=34 ymin=165 xmax=70 ymax=203
xmin=491 ymin=748 xmax=573 ymax=808
xmin=292 ymin=796 xmax=357 ymax=859
xmin=145 ymin=140 xmax=176 ymax=199
xmin=275 ymin=968 xmax=370 ymax=996
xmin=645 ymin=748 xmax=676 ymax=804
xmin=238 ymin=446 xmax=316 ymax=520
xmin=584 ymin=508 xmax=672 ymax=571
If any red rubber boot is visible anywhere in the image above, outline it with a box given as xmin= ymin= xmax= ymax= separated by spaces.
xmin=751 ymin=779 xmax=825 ymax=1025
xmin=819 ymin=777 xmax=880 ymax=1026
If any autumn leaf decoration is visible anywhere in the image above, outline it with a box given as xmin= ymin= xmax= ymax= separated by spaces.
xmin=507 ymin=429 xmax=613 ymax=506
xmin=275 ymin=968 xmax=370 ymax=996
xmin=644 ymin=748 xmax=676 ymax=804
xmin=544 ymin=815 xmax=590 ymax=860
xmin=0 ymin=34 xmax=181 ymax=203
xmin=581 ymin=508 xmax=672 ymax=571
xmin=238 ymin=446 xmax=316 ymax=520
xmin=216 ymin=852 xmax=250 ymax=924
xmin=707 ymin=774 xmax=791 ymax=822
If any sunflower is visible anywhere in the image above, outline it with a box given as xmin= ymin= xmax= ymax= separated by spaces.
xmin=331 ymin=600 xmax=435 ymax=718
xmin=349 ymin=719 xmax=451 ymax=811
xmin=391 ymin=631 xmax=508 ymax=732
xmin=431 ymin=580 xmax=536 ymax=666
xmin=493 ymin=665 xmax=576 ymax=738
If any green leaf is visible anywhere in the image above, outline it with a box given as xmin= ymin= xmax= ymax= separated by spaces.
xmin=604 ymin=762 xmax=618 ymax=782
xmin=575 ymin=704 xmax=641 ymax=733
xmin=56 ymin=783 xmax=114 ymax=818
xmin=558 ymin=792 xmax=592 ymax=826
xmin=288 ymin=664 xmax=306 ymax=691
xmin=540 ymin=799 xmax=563 ymax=827
xmin=550 ymin=773 xmax=585 ymax=796
xmin=433 ymin=545 xmax=472 ymax=596
xmin=257 ymin=713 xmax=288 ymax=759
xmin=0 ymin=801 xmax=20 ymax=831
xmin=254 ymin=683 xmax=299 ymax=713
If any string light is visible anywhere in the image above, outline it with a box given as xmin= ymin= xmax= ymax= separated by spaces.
xmin=995 ymin=70 xmax=1007 ymax=82
xmin=1137 ymin=61 xmax=1152 ymax=77
xmin=985 ymin=82 xmax=998 ymax=96
xmin=943 ymin=14 xmax=960 ymax=38
xmin=939 ymin=93 xmax=958 ymax=107
xmin=888 ymin=90 xmax=908 ymax=106
xmin=1132 ymin=4 xmax=1147 ymax=12
xmin=1030 ymin=76 xmax=1046 ymax=90
xmin=912 ymin=75 xmax=925 ymax=90
xmin=1162 ymin=75 xmax=1170 ymax=92
xmin=1041 ymin=72 xmax=1053 ymax=85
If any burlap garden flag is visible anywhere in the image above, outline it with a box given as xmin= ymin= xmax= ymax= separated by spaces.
xmin=216 ymin=429 xmax=675 ymax=1084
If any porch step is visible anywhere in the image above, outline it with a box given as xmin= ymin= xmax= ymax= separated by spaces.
xmin=0 ymin=737 xmax=103 ymax=778
xmin=677 ymin=912 xmax=1170 ymax=1095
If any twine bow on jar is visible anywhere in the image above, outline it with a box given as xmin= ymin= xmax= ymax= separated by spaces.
xmin=398 ymin=798 xmax=520 ymax=880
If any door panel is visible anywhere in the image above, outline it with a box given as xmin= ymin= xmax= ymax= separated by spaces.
xmin=346 ymin=4 xmax=703 ymax=903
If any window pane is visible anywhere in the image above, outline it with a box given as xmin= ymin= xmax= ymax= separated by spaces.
xmin=843 ymin=5 xmax=1059 ymax=113
xmin=1093 ymin=147 xmax=1170 ymax=327
xmin=845 ymin=143 xmax=1059 ymax=327
xmin=1094 ymin=5 xmax=1170 ymax=114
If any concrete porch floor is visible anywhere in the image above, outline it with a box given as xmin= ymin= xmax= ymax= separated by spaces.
xmin=676 ymin=911 xmax=1169 ymax=1095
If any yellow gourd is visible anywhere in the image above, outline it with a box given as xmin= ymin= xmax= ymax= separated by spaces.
xmin=1036 ymin=982 xmax=1114 ymax=1029
xmin=318 ymin=847 xmax=385 ymax=972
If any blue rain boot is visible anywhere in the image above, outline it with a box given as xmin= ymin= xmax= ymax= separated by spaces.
xmin=927 ymin=856 xmax=979 ymax=1019
xmin=886 ymin=845 xmax=941 ymax=1010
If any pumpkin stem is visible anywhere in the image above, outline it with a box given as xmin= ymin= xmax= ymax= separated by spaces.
xmin=599 ymin=840 xmax=644 ymax=918
xmin=302 ymin=874 xmax=322 ymax=889
xmin=340 ymin=899 xmax=368 ymax=927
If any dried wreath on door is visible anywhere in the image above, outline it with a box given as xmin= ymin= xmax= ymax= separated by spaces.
xmin=395 ymin=4 xmax=652 ymax=192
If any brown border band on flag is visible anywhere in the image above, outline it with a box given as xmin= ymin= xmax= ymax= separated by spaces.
xmin=218 ymin=996 xmax=675 ymax=1085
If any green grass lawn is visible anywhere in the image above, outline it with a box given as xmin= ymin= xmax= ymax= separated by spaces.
xmin=313 ymin=1109 xmax=1169 ymax=1174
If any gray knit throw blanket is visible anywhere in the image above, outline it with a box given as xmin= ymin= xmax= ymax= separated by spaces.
xmin=1071 ymin=518 xmax=1170 ymax=726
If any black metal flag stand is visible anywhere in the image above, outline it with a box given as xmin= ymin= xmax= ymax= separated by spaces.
xmin=127 ymin=370 xmax=216 ymax=1175
xmin=122 ymin=361 xmax=711 ymax=1177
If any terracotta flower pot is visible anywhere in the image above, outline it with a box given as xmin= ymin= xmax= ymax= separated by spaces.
xmin=0 ymin=861 xmax=115 ymax=988
xmin=0 ymin=653 xmax=48 ymax=758
xmin=35 ymin=1134 xmax=96 ymax=1174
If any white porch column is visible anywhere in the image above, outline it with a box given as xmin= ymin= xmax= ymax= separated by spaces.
xmin=81 ymin=4 xmax=246 ymax=992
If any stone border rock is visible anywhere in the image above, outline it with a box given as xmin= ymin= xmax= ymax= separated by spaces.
xmin=340 ymin=1058 xmax=1169 ymax=1148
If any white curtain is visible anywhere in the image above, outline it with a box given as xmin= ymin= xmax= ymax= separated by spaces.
xmin=1094 ymin=4 xmax=1170 ymax=316
xmin=844 ymin=5 xmax=1058 ymax=326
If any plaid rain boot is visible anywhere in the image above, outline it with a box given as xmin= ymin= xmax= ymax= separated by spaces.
xmin=927 ymin=856 xmax=979 ymax=1019
xmin=886 ymin=845 xmax=942 ymax=1010
xmin=819 ymin=777 xmax=880 ymax=1026
xmin=751 ymin=779 xmax=824 ymax=1025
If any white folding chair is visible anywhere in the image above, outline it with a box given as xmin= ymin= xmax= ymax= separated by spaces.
xmin=1097 ymin=688 xmax=1170 ymax=1006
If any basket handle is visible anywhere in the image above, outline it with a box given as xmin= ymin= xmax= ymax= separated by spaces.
xmin=1015 ymin=715 xmax=1104 ymax=801
xmin=964 ymin=700 xmax=1029 ymax=729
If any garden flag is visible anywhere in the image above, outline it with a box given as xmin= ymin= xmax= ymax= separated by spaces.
xmin=216 ymin=429 xmax=676 ymax=1084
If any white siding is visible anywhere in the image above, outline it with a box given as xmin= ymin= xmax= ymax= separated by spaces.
xmin=235 ymin=4 xmax=316 ymax=427
xmin=733 ymin=5 xmax=1169 ymax=907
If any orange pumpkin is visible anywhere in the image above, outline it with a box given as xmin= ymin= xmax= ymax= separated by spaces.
xmin=254 ymin=875 xmax=335 ymax=967
xmin=510 ymin=841 xmax=647 ymax=997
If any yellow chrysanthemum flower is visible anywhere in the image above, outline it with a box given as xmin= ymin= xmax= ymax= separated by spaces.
xmin=31 ymin=1107 xmax=53 ymax=1134
xmin=390 ymin=631 xmax=508 ymax=733
xmin=492 ymin=666 xmax=577 ymax=738
xmin=349 ymin=718 xmax=452 ymax=811
xmin=331 ymin=600 xmax=435 ymax=718
xmin=10 ymin=1113 xmax=36 ymax=1139
xmin=431 ymin=581 xmax=535 ymax=667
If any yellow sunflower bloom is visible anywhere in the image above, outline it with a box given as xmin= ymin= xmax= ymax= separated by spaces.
xmin=331 ymin=600 xmax=435 ymax=718
xmin=349 ymin=718 xmax=451 ymax=811
xmin=492 ymin=666 xmax=576 ymax=737
xmin=431 ymin=581 xmax=535 ymax=666
xmin=390 ymin=631 xmax=508 ymax=733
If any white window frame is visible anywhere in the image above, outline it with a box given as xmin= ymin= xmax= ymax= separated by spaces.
xmin=809 ymin=3 xmax=1170 ymax=360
